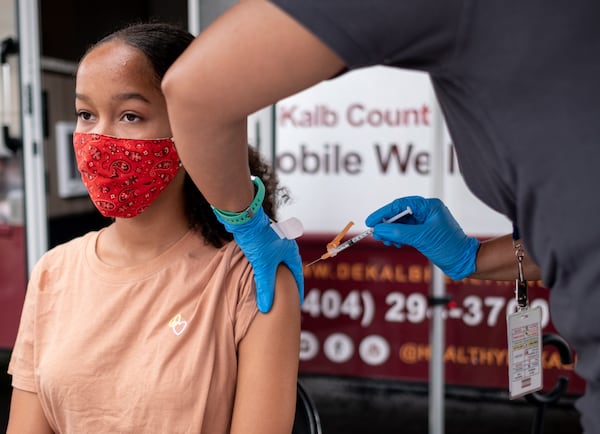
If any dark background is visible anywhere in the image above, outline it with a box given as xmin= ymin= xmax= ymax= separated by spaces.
xmin=40 ymin=0 xmax=188 ymax=62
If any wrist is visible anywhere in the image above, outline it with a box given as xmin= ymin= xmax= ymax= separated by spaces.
xmin=445 ymin=237 xmax=480 ymax=281
xmin=211 ymin=176 xmax=265 ymax=225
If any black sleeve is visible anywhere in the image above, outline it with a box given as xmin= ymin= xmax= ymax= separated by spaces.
xmin=271 ymin=0 xmax=464 ymax=72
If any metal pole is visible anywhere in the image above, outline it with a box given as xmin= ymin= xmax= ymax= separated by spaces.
xmin=429 ymin=266 xmax=446 ymax=434
xmin=187 ymin=0 xmax=201 ymax=36
xmin=428 ymin=92 xmax=446 ymax=434
xmin=0 ymin=62 xmax=12 ymax=157
xmin=17 ymin=0 xmax=48 ymax=274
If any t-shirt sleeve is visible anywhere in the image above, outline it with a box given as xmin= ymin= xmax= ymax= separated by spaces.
xmin=271 ymin=0 xmax=463 ymax=72
xmin=228 ymin=247 xmax=259 ymax=347
xmin=8 ymin=262 xmax=44 ymax=392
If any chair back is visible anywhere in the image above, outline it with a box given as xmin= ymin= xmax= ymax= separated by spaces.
xmin=292 ymin=381 xmax=322 ymax=434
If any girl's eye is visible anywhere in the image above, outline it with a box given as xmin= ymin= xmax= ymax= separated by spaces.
xmin=77 ymin=111 xmax=93 ymax=121
xmin=123 ymin=113 xmax=140 ymax=122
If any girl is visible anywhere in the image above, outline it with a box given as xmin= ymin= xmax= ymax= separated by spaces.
xmin=7 ymin=22 xmax=300 ymax=434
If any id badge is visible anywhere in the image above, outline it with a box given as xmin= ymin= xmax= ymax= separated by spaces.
xmin=507 ymin=306 xmax=543 ymax=399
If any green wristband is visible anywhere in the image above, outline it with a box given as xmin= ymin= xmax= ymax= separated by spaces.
xmin=211 ymin=176 xmax=266 ymax=225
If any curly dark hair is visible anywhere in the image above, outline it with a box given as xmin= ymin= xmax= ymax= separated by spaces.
xmin=182 ymin=147 xmax=288 ymax=247
xmin=84 ymin=22 xmax=289 ymax=247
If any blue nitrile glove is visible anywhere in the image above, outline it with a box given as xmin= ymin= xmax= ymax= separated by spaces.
xmin=215 ymin=206 xmax=304 ymax=313
xmin=365 ymin=196 xmax=480 ymax=281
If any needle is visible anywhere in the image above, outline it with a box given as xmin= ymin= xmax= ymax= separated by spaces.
xmin=305 ymin=206 xmax=412 ymax=267
xmin=305 ymin=257 xmax=325 ymax=267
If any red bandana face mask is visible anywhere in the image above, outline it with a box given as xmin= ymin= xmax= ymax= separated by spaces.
xmin=73 ymin=132 xmax=181 ymax=218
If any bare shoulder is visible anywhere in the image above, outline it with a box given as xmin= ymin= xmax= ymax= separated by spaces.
xmin=231 ymin=264 xmax=301 ymax=434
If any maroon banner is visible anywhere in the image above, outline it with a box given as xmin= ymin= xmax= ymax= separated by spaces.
xmin=0 ymin=224 xmax=27 ymax=349
xmin=298 ymin=235 xmax=585 ymax=396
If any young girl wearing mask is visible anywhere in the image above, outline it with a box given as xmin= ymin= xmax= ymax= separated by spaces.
xmin=6 ymin=22 xmax=300 ymax=434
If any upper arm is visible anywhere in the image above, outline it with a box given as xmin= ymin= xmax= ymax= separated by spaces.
xmin=230 ymin=265 xmax=301 ymax=434
xmin=164 ymin=0 xmax=344 ymax=125
xmin=162 ymin=0 xmax=345 ymax=211
xmin=7 ymin=388 xmax=53 ymax=434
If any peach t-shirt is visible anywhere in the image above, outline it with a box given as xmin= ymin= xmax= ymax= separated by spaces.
xmin=8 ymin=229 xmax=258 ymax=433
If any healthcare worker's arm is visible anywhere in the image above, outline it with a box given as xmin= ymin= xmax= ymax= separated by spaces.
xmin=162 ymin=0 xmax=345 ymax=312
xmin=367 ymin=196 xmax=542 ymax=282
xmin=7 ymin=389 xmax=54 ymax=434
xmin=230 ymin=265 xmax=301 ymax=434
xmin=472 ymin=234 xmax=541 ymax=281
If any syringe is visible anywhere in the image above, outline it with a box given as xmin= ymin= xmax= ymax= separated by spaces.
xmin=306 ymin=206 xmax=412 ymax=266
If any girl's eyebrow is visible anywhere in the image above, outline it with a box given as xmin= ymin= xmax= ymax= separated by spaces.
xmin=113 ymin=92 xmax=151 ymax=103
xmin=74 ymin=92 xmax=150 ymax=103
xmin=74 ymin=92 xmax=90 ymax=102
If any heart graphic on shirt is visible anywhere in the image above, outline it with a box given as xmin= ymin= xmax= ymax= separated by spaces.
xmin=173 ymin=320 xmax=187 ymax=336
xmin=168 ymin=313 xmax=188 ymax=336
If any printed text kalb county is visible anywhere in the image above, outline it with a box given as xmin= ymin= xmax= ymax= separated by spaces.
xmin=278 ymin=103 xmax=431 ymax=128
xmin=277 ymin=103 xmax=431 ymax=128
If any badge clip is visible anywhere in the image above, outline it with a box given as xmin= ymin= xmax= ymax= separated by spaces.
xmin=507 ymin=229 xmax=543 ymax=399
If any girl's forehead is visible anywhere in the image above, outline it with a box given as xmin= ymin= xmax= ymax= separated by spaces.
xmin=77 ymin=41 xmax=156 ymax=86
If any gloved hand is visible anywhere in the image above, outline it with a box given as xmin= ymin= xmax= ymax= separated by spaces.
xmin=215 ymin=206 xmax=304 ymax=313
xmin=365 ymin=196 xmax=480 ymax=281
